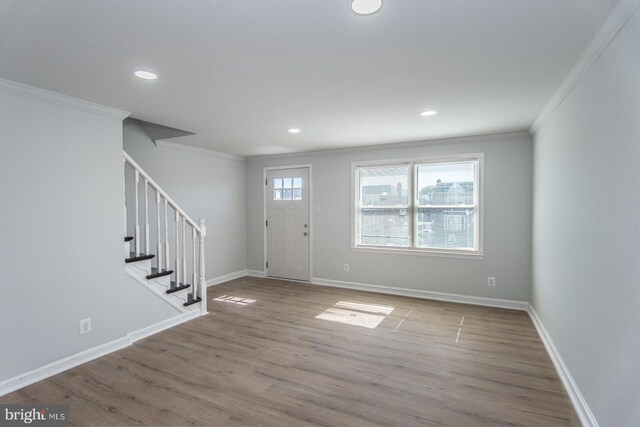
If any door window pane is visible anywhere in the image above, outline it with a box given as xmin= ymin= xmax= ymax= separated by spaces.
xmin=274 ymin=176 xmax=303 ymax=201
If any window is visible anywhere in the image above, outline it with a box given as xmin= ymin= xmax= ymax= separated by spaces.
xmin=353 ymin=155 xmax=481 ymax=256
xmin=273 ymin=177 xmax=302 ymax=200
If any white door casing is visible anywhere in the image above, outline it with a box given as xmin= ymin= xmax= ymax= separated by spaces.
xmin=266 ymin=167 xmax=310 ymax=281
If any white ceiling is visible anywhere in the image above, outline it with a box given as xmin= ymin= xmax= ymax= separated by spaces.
xmin=0 ymin=0 xmax=616 ymax=156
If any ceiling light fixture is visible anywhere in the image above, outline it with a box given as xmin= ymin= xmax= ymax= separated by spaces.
xmin=134 ymin=70 xmax=157 ymax=80
xmin=420 ymin=110 xmax=438 ymax=117
xmin=288 ymin=128 xmax=301 ymax=134
xmin=351 ymin=0 xmax=382 ymax=15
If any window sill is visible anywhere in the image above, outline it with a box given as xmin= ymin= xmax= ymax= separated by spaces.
xmin=351 ymin=245 xmax=484 ymax=260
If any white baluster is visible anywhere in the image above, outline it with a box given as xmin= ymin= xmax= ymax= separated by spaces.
xmin=198 ymin=219 xmax=207 ymax=315
xmin=164 ymin=199 xmax=170 ymax=272
xmin=192 ymin=226 xmax=196 ymax=296
xmin=123 ymin=206 xmax=128 ymax=258
xmin=123 ymin=158 xmax=128 ymax=258
xmin=182 ymin=217 xmax=186 ymax=287
xmin=156 ymin=190 xmax=162 ymax=271
xmin=175 ymin=211 xmax=180 ymax=285
xmin=134 ymin=170 xmax=140 ymax=256
xmin=123 ymin=158 xmax=127 ymax=236
xmin=144 ymin=179 xmax=150 ymax=255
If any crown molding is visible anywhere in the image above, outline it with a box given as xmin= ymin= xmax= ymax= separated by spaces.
xmin=247 ymin=131 xmax=531 ymax=162
xmin=530 ymin=0 xmax=640 ymax=134
xmin=155 ymin=140 xmax=245 ymax=161
xmin=0 ymin=77 xmax=130 ymax=120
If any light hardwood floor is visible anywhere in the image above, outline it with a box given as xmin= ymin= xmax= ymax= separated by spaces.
xmin=1 ymin=277 xmax=579 ymax=426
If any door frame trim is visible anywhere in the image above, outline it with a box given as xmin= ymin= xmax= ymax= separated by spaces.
xmin=263 ymin=164 xmax=313 ymax=281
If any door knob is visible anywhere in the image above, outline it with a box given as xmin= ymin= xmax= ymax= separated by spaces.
xmin=303 ymin=232 xmax=309 ymax=236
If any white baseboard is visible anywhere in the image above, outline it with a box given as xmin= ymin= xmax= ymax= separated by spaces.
xmin=527 ymin=305 xmax=599 ymax=427
xmin=0 ymin=338 xmax=129 ymax=397
xmin=0 ymin=311 xmax=198 ymax=397
xmin=246 ymin=269 xmax=266 ymax=277
xmin=128 ymin=311 xmax=199 ymax=343
xmin=311 ymin=277 xmax=529 ymax=311
xmin=206 ymin=270 xmax=248 ymax=287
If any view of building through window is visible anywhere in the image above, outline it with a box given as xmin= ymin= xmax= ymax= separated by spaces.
xmin=355 ymin=159 xmax=479 ymax=252
xmin=359 ymin=165 xmax=410 ymax=246
xmin=416 ymin=162 xmax=476 ymax=250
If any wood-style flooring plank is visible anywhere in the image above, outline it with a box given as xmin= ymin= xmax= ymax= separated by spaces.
xmin=0 ymin=277 xmax=579 ymax=426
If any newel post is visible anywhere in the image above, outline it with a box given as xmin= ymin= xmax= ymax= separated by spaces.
xmin=198 ymin=219 xmax=208 ymax=316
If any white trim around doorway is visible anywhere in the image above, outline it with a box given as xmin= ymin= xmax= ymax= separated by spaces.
xmin=263 ymin=164 xmax=313 ymax=281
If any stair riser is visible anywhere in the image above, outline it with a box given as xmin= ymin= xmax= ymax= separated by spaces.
xmin=128 ymin=260 xmax=152 ymax=276
xmin=145 ymin=276 xmax=193 ymax=303
xmin=149 ymin=275 xmax=171 ymax=287
xmin=126 ymin=262 xmax=200 ymax=312
xmin=125 ymin=266 xmax=189 ymax=313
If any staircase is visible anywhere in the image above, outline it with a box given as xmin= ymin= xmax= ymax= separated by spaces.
xmin=123 ymin=151 xmax=207 ymax=316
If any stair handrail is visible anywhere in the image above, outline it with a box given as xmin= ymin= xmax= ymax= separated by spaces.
xmin=123 ymin=150 xmax=207 ymax=316
xmin=123 ymin=151 xmax=201 ymax=232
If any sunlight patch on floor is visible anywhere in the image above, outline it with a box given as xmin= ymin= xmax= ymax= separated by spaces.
xmin=315 ymin=301 xmax=394 ymax=329
xmin=213 ymin=295 xmax=256 ymax=306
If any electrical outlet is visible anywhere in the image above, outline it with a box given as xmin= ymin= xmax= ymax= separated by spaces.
xmin=343 ymin=264 xmax=350 ymax=272
xmin=488 ymin=277 xmax=496 ymax=287
xmin=79 ymin=318 xmax=92 ymax=334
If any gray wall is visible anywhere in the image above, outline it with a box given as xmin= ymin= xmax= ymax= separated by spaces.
xmin=0 ymin=87 xmax=127 ymax=381
xmin=124 ymin=274 xmax=181 ymax=333
xmin=247 ymin=132 xmax=533 ymax=301
xmin=532 ymin=6 xmax=640 ymax=427
xmin=123 ymin=120 xmax=247 ymax=280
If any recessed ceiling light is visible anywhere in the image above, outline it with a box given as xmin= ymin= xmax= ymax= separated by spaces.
xmin=420 ymin=110 xmax=438 ymax=117
xmin=351 ymin=0 xmax=382 ymax=15
xmin=134 ymin=70 xmax=157 ymax=80
xmin=288 ymin=128 xmax=301 ymax=134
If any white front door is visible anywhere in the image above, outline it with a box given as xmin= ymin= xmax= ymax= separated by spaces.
xmin=266 ymin=167 xmax=310 ymax=281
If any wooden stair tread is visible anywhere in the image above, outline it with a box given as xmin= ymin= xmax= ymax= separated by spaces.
xmin=183 ymin=296 xmax=202 ymax=307
xmin=146 ymin=267 xmax=174 ymax=280
xmin=167 ymin=281 xmax=191 ymax=294
xmin=125 ymin=252 xmax=155 ymax=263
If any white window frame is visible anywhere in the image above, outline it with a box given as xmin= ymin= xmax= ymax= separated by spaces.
xmin=351 ymin=153 xmax=484 ymax=259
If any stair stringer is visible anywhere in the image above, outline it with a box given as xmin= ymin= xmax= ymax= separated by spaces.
xmin=125 ymin=266 xmax=190 ymax=313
